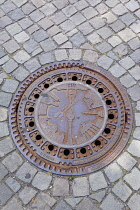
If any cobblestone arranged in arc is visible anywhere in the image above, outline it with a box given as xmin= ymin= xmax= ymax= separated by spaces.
xmin=0 ymin=0 xmax=140 ymax=209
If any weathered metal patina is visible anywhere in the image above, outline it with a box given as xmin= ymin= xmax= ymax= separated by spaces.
xmin=9 ymin=61 xmax=133 ymax=175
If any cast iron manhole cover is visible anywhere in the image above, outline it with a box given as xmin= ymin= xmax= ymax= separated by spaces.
xmin=9 ymin=61 xmax=133 ymax=175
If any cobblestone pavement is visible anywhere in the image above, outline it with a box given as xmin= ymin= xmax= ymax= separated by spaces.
xmin=0 ymin=0 xmax=140 ymax=209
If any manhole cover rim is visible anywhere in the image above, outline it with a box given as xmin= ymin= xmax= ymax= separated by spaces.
xmin=9 ymin=61 xmax=133 ymax=176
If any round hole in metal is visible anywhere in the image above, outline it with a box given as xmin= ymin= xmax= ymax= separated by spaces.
xmin=9 ymin=61 xmax=133 ymax=176
xmin=57 ymin=77 xmax=63 ymax=82
xmin=28 ymin=107 xmax=34 ymax=112
xmin=48 ymin=144 xmax=54 ymax=151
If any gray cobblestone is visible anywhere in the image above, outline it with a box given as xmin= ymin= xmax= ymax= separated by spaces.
xmin=69 ymin=49 xmax=82 ymax=60
xmin=128 ymin=85 xmax=140 ymax=101
xmin=3 ymin=39 xmax=20 ymax=53
xmin=18 ymin=17 xmax=33 ymax=29
xmin=96 ymin=3 xmax=108 ymax=14
xmin=31 ymin=0 xmax=45 ymax=8
xmin=110 ymin=20 xmax=125 ymax=33
xmin=51 ymin=11 xmax=67 ymax=25
xmin=120 ymin=13 xmax=136 ymax=26
xmin=0 ymin=92 xmax=12 ymax=107
xmin=29 ymin=9 xmax=44 ymax=22
xmin=67 ymin=28 xmax=78 ymax=36
xmin=0 ymin=122 xmax=9 ymax=138
xmin=101 ymin=11 xmax=117 ymax=23
xmin=53 ymin=178 xmax=69 ymax=196
xmin=112 ymin=180 xmax=132 ymax=202
xmin=133 ymin=127 xmax=140 ymax=139
xmin=60 ymin=20 xmax=75 ymax=33
xmin=119 ymin=56 xmax=135 ymax=70
xmin=14 ymin=50 xmax=30 ymax=64
xmin=97 ymin=27 xmax=113 ymax=39
xmin=0 ymin=107 xmax=8 ymax=122
xmin=62 ymin=5 xmax=77 ymax=17
xmin=83 ymin=50 xmax=98 ymax=62
xmin=38 ymin=17 xmax=54 ymax=30
xmin=2 ymin=197 xmax=23 ymax=210
xmin=135 ymin=113 xmax=140 ymax=126
xmin=126 ymin=0 xmax=139 ymax=12
xmin=6 ymin=23 xmax=22 ymax=36
xmin=97 ymin=55 xmax=113 ymax=69
xmin=38 ymin=52 xmax=54 ymax=64
xmin=1 ymin=1 xmax=16 ymax=13
xmin=54 ymin=200 xmax=72 ymax=210
xmin=0 ymin=16 xmax=12 ymax=28
xmin=100 ymin=193 xmax=124 ymax=210
xmin=53 ymin=33 xmax=68 ymax=45
xmin=96 ymin=42 xmax=112 ymax=53
xmin=24 ymin=58 xmax=41 ymax=72
xmin=109 ymin=63 xmax=126 ymax=77
xmin=0 ymin=137 xmax=15 ymax=157
xmin=0 ymin=73 xmax=7 ymax=85
xmin=2 ymin=59 xmax=18 ymax=73
xmin=128 ymin=139 xmax=140 ymax=157
xmin=77 ymin=198 xmax=98 ymax=210
xmin=14 ymin=31 xmax=29 ymax=43
xmin=23 ymin=39 xmax=38 ymax=53
xmin=78 ymin=22 xmax=93 ymax=35
xmin=40 ymin=38 xmax=56 ymax=52
xmin=120 ymin=74 xmax=136 ymax=88
xmin=72 ymin=177 xmax=89 ymax=196
xmin=27 ymin=24 xmax=39 ymax=34
xmin=104 ymin=163 xmax=123 ymax=182
xmin=82 ymin=7 xmax=98 ymax=19
xmin=48 ymin=25 xmax=61 ymax=36
xmin=0 ymin=47 xmax=6 ymax=58
xmin=21 ymin=3 xmax=36 ymax=15
xmin=54 ymin=0 xmax=68 ymax=9
xmin=32 ymin=47 xmax=42 ymax=56
xmin=70 ymin=12 xmax=86 ymax=26
xmin=2 ymin=151 xmax=23 ymax=172
xmin=19 ymin=186 xmax=37 ymax=205
xmin=124 ymin=168 xmax=140 ymax=190
xmin=40 ymin=4 xmax=57 ymax=16
xmin=105 ymin=0 xmax=119 ymax=7
xmin=90 ymin=190 xmax=105 ymax=202
xmin=65 ymin=198 xmax=82 ymax=208
xmin=108 ymin=36 xmax=122 ymax=47
xmin=89 ymin=171 xmax=107 ymax=191
xmin=86 ymin=0 xmax=102 ymax=7
xmin=118 ymin=28 xmax=136 ymax=42
xmin=2 ymin=79 xmax=19 ymax=93
xmin=128 ymin=193 xmax=140 ymax=210
xmin=87 ymin=32 xmax=101 ymax=45
xmin=131 ymin=20 xmax=140 ymax=34
xmin=117 ymin=152 xmax=137 ymax=171
xmin=31 ymin=192 xmax=56 ymax=209
xmin=136 ymin=101 xmax=140 ymax=111
xmin=55 ymin=49 xmax=68 ymax=61
xmin=75 ymin=0 xmax=88 ymax=10
xmin=0 ymin=31 xmax=10 ymax=45
xmin=11 ymin=0 xmax=27 ymax=7
xmin=89 ymin=16 xmax=105 ymax=29
xmin=61 ymin=42 xmax=72 ymax=48
xmin=5 ymin=177 xmax=21 ymax=192
xmin=128 ymin=37 xmax=140 ymax=50
xmin=0 ymin=184 xmax=13 ymax=206
xmin=0 ymin=55 xmax=9 ymax=65
xmin=32 ymin=172 xmax=52 ymax=190
xmin=0 ymin=8 xmax=5 ymax=17
xmin=112 ymin=3 xmax=128 ymax=15
xmin=0 ymin=163 xmax=8 ymax=181
xmin=130 ymin=49 xmax=140 ymax=63
xmin=13 ymin=67 xmax=29 ymax=81
xmin=8 ymin=8 xmax=24 ymax=21
xmin=16 ymin=162 xmax=37 ymax=183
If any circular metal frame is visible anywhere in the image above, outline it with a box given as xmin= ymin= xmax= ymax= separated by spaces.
xmin=9 ymin=61 xmax=133 ymax=175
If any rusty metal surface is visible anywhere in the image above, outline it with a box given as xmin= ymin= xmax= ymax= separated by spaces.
xmin=9 ymin=61 xmax=133 ymax=175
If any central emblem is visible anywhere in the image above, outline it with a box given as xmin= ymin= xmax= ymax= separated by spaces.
xmin=36 ymin=82 xmax=107 ymax=147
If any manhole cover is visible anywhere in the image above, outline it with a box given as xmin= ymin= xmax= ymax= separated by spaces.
xmin=9 ymin=61 xmax=133 ymax=175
